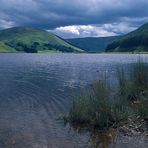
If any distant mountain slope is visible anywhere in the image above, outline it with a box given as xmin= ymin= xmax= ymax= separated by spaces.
xmin=0 ymin=41 xmax=16 ymax=53
xmin=67 ymin=36 xmax=120 ymax=52
xmin=106 ymin=23 xmax=148 ymax=52
xmin=0 ymin=27 xmax=83 ymax=53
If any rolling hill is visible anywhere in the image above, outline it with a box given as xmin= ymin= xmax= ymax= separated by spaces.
xmin=67 ymin=36 xmax=120 ymax=52
xmin=106 ymin=23 xmax=148 ymax=52
xmin=0 ymin=41 xmax=16 ymax=53
xmin=0 ymin=27 xmax=83 ymax=53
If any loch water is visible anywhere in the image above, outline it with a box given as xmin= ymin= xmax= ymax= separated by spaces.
xmin=0 ymin=53 xmax=147 ymax=148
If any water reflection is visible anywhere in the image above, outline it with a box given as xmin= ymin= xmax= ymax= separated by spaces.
xmin=0 ymin=53 xmax=147 ymax=148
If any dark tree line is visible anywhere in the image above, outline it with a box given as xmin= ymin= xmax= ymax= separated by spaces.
xmin=5 ymin=41 xmax=75 ymax=53
xmin=5 ymin=42 xmax=38 ymax=53
xmin=106 ymin=35 xmax=148 ymax=52
xmin=44 ymin=43 xmax=75 ymax=52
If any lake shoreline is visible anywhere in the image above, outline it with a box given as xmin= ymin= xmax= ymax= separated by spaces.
xmin=66 ymin=59 xmax=148 ymax=145
xmin=0 ymin=51 xmax=148 ymax=54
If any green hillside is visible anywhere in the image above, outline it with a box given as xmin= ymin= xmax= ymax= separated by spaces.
xmin=106 ymin=23 xmax=148 ymax=52
xmin=0 ymin=41 xmax=16 ymax=53
xmin=0 ymin=27 xmax=83 ymax=53
xmin=67 ymin=36 xmax=120 ymax=52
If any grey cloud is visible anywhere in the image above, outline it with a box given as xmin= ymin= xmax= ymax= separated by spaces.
xmin=0 ymin=0 xmax=148 ymax=37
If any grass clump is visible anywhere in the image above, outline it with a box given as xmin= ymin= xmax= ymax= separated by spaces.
xmin=70 ymin=74 xmax=112 ymax=129
xmin=130 ymin=61 xmax=148 ymax=101
xmin=69 ymin=60 xmax=148 ymax=130
xmin=117 ymin=60 xmax=148 ymax=118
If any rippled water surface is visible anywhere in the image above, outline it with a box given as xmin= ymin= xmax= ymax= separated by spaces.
xmin=0 ymin=53 xmax=147 ymax=148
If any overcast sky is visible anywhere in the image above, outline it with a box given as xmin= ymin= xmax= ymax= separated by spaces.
xmin=0 ymin=0 xmax=148 ymax=38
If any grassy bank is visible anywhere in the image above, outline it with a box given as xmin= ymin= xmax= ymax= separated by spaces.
xmin=106 ymin=52 xmax=148 ymax=54
xmin=68 ymin=60 xmax=148 ymax=130
xmin=38 ymin=50 xmax=62 ymax=53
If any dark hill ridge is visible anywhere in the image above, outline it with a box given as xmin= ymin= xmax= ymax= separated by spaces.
xmin=0 ymin=27 xmax=83 ymax=53
xmin=67 ymin=36 xmax=120 ymax=52
xmin=106 ymin=23 xmax=148 ymax=52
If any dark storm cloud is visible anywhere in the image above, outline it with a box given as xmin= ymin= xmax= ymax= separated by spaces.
xmin=0 ymin=0 xmax=148 ymax=37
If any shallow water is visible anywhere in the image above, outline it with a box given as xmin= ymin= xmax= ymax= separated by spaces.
xmin=0 ymin=53 xmax=147 ymax=148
